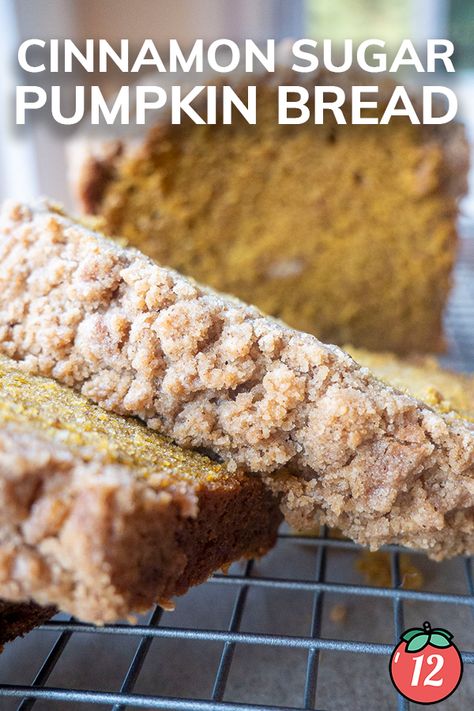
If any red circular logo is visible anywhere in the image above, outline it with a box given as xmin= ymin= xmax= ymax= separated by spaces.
xmin=389 ymin=621 xmax=463 ymax=704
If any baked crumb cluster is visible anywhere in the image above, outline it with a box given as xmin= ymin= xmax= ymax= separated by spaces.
xmin=0 ymin=200 xmax=473 ymax=559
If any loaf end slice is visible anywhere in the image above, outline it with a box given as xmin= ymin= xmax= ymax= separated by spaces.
xmin=0 ymin=354 xmax=281 ymax=624
xmin=0 ymin=600 xmax=55 ymax=649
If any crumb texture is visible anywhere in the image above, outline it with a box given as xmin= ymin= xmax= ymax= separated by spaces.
xmin=0 ymin=201 xmax=473 ymax=559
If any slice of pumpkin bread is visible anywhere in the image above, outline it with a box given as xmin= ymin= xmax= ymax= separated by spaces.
xmin=0 ymin=353 xmax=280 ymax=624
xmin=0 ymin=200 xmax=473 ymax=560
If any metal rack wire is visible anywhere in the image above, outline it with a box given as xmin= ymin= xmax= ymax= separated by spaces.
xmin=0 ymin=223 xmax=473 ymax=711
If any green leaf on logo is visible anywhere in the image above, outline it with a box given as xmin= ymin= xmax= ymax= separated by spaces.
xmin=406 ymin=633 xmax=430 ymax=652
xmin=430 ymin=633 xmax=451 ymax=648
xmin=401 ymin=628 xmax=423 ymax=642
xmin=431 ymin=628 xmax=453 ymax=640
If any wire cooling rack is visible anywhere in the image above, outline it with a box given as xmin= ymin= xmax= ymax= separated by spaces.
xmin=0 ymin=223 xmax=473 ymax=711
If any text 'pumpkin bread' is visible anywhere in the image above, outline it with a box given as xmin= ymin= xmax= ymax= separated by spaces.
xmin=0 ymin=200 xmax=473 ymax=560
xmin=0 ymin=353 xmax=280 ymax=624
xmin=74 ymin=70 xmax=468 ymax=354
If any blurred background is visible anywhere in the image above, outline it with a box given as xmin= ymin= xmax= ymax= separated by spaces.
xmin=0 ymin=0 xmax=473 ymax=215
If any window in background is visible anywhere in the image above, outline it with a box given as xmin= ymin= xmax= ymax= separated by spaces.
xmin=0 ymin=0 xmax=39 ymax=199
xmin=306 ymin=0 xmax=412 ymax=44
xmin=449 ymin=0 xmax=474 ymax=69
xmin=304 ymin=0 xmax=473 ymax=217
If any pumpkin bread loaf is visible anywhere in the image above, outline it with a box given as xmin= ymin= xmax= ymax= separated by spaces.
xmin=0 ymin=200 xmax=472 ymax=560
xmin=75 ymin=71 xmax=468 ymax=354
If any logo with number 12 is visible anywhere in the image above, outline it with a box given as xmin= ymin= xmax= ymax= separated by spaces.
xmin=389 ymin=621 xmax=463 ymax=704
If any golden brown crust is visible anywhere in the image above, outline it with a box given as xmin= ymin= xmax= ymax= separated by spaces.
xmin=0 ymin=200 xmax=472 ymax=560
